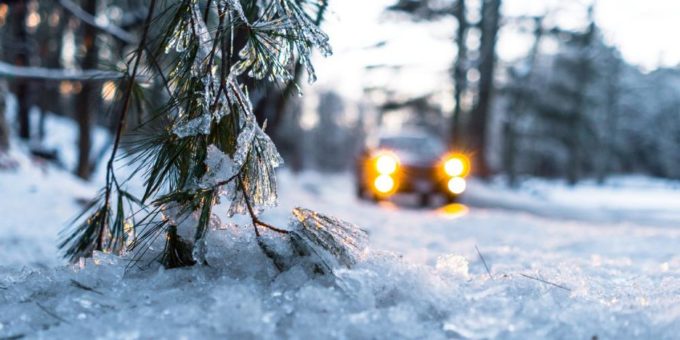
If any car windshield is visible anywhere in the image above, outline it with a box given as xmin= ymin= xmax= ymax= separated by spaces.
xmin=379 ymin=136 xmax=445 ymax=157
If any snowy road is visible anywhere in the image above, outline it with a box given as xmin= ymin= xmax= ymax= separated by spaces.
xmin=1 ymin=160 xmax=679 ymax=338
xmin=276 ymin=172 xmax=680 ymax=267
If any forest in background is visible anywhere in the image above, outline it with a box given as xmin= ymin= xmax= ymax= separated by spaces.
xmin=0 ymin=0 xmax=679 ymax=185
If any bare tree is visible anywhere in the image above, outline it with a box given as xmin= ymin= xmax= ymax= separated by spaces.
xmin=469 ymin=0 xmax=501 ymax=178
xmin=0 ymin=82 xmax=8 ymax=151
xmin=503 ymin=16 xmax=544 ymax=186
xmin=8 ymin=0 xmax=32 ymax=140
xmin=75 ymin=0 xmax=100 ymax=179
xmin=451 ymin=0 xmax=468 ymax=149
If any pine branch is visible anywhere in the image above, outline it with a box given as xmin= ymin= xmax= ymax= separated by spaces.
xmin=239 ymin=176 xmax=288 ymax=234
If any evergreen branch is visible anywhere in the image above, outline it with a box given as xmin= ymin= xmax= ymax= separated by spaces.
xmin=100 ymin=0 xmax=157 ymax=250
xmin=239 ymin=176 xmax=289 ymax=234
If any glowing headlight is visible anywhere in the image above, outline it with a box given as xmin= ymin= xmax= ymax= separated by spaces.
xmin=375 ymin=154 xmax=398 ymax=175
xmin=374 ymin=175 xmax=395 ymax=193
xmin=443 ymin=154 xmax=469 ymax=177
xmin=444 ymin=158 xmax=465 ymax=177
xmin=447 ymin=177 xmax=466 ymax=194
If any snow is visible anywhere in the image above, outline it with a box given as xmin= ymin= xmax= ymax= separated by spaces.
xmin=1 ymin=118 xmax=680 ymax=338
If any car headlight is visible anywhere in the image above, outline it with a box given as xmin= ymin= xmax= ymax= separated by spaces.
xmin=443 ymin=154 xmax=469 ymax=177
xmin=373 ymin=175 xmax=396 ymax=193
xmin=375 ymin=153 xmax=399 ymax=175
xmin=447 ymin=177 xmax=466 ymax=194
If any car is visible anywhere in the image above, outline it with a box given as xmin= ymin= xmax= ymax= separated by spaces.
xmin=355 ymin=131 xmax=470 ymax=206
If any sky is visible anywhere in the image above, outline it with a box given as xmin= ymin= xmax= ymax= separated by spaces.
xmin=309 ymin=0 xmax=680 ymax=103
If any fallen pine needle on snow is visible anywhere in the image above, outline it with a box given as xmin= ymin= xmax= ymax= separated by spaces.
xmin=520 ymin=273 xmax=571 ymax=291
xmin=36 ymin=302 xmax=70 ymax=324
xmin=70 ymin=279 xmax=103 ymax=295
xmin=475 ymin=245 xmax=493 ymax=280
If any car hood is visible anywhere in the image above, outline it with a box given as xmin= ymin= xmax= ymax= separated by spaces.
xmin=394 ymin=150 xmax=439 ymax=168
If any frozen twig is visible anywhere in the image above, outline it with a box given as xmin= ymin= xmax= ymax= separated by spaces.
xmin=239 ymin=176 xmax=289 ymax=235
xmin=519 ymin=273 xmax=571 ymax=291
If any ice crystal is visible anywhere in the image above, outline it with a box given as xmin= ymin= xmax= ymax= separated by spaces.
xmin=172 ymin=115 xmax=212 ymax=138
xmin=192 ymin=237 xmax=208 ymax=264
xmin=200 ymin=145 xmax=238 ymax=189
xmin=289 ymin=207 xmax=369 ymax=270
xmin=191 ymin=1 xmax=215 ymax=65
xmin=231 ymin=0 xmax=332 ymax=85
xmin=224 ymin=0 xmax=248 ymax=25
xmin=226 ymin=114 xmax=284 ymax=216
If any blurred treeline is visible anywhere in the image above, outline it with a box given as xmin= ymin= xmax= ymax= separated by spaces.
xmin=384 ymin=0 xmax=680 ymax=184
xmin=1 ymin=0 xmax=679 ymax=184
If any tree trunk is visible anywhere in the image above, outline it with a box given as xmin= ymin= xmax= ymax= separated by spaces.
xmin=469 ymin=0 xmax=501 ymax=178
xmin=37 ymin=6 xmax=68 ymax=140
xmin=0 ymin=82 xmax=8 ymax=151
xmin=10 ymin=0 xmax=31 ymax=140
xmin=504 ymin=16 xmax=543 ymax=187
xmin=451 ymin=0 xmax=468 ymax=149
xmin=567 ymin=8 xmax=595 ymax=185
xmin=75 ymin=0 xmax=100 ymax=179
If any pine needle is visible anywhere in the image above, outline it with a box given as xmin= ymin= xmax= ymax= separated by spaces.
xmin=35 ymin=302 xmax=70 ymax=324
xmin=70 ymin=279 xmax=104 ymax=295
xmin=519 ymin=273 xmax=571 ymax=291
xmin=475 ymin=245 xmax=493 ymax=280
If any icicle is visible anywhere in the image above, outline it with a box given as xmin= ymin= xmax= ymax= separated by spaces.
xmin=192 ymin=236 xmax=208 ymax=264
xmin=191 ymin=1 xmax=215 ymax=64
xmin=289 ymin=207 xmax=369 ymax=270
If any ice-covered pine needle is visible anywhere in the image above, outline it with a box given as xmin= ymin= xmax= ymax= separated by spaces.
xmin=290 ymin=207 xmax=368 ymax=270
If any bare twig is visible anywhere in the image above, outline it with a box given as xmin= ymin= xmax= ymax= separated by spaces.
xmin=475 ymin=245 xmax=493 ymax=280
xmin=59 ymin=0 xmax=137 ymax=44
xmin=519 ymin=273 xmax=571 ymax=291
xmin=99 ymin=0 xmax=157 ymax=250
xmin=0 ymin=61 xmax=121 ymax=81
xmin=238 ymin=177 xmax=289 ymax=234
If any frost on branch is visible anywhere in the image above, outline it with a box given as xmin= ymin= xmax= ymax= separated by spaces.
xmin=227 ymin=115 xmax=284 ymax=216
xmin=289 ymin=207 xmax=369 ymax=271
xmin=199 ymin=145 xmax=237 ymax=189
xmin=60 ymin=0 xmax=334 ymax=267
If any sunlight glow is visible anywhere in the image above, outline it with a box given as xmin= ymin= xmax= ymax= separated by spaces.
xmin=102 ymin=81 xmax=117 ymax=102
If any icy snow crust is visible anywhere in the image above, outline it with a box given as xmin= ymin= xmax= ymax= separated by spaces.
xmin=2 ymin=141 xmax=680 ymax=338
xmin=2 ymin=231 xmax=678 ymax=339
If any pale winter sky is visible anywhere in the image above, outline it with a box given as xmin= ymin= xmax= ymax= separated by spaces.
xmin=309 ymin=0 xmax=680 ymax=103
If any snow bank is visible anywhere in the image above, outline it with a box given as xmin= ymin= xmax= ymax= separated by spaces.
xmin=1 ymin=223 xmax=678 ymax=339
xmin=464 ymin=176 xmax=680 ymax=226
